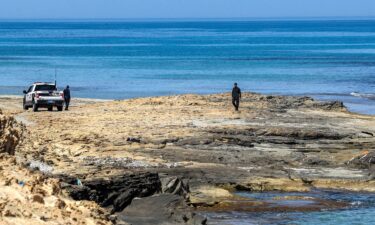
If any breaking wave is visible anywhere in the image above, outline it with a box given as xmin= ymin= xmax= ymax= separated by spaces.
xmin=350 ymin=92 xmax=375 ymax=100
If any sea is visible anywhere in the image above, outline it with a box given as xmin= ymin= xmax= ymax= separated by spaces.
xmin=0 ymin=19 xmax=374 ymax=114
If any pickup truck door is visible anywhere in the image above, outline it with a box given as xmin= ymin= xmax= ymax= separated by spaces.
xmin=26 ymin=86 xmax=33 ymax=103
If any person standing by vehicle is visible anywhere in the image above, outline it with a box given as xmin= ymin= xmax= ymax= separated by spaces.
xmin=232 ymin=83 xmax=241 ymax=111
xmin=63 ymin=85 xmax=71 ymax=110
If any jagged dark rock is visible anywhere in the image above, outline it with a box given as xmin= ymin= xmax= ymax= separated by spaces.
xmin=161 ymin=176 xmax=190 ymax=198
xmin=304 ymin=157 xmax=330 ymax=166
xmin=126 ymin=137 xmax=141 ymax=143
xmin=62 ymin=172 xmax=161 ymax=212
xmin=347 ymin=151 xmax=375 ymax=169
xmin=312 ymin=101 xmax=345 ymax=111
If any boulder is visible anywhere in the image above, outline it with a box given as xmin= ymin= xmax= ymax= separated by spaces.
xmin=117 ymin=193 xmax=207 ymax=225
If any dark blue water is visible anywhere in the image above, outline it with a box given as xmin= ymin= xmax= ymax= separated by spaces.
xmin=0 ymin=20 xmax=374 ymax=114
xmin=206 ymin=190 xmax=375 ymax=225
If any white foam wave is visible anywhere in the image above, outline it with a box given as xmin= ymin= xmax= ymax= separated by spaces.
xmin=350 ymin=201 xmax=363 ymax=206
xmin=350 ymin=92 xmax=375 ymax=100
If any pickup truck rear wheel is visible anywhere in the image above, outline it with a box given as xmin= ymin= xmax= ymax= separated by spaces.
xmin=57 ymin=106 xmax=63 ymax=111
xmin=48 ymin=107 xmax=53 ymax=111
xmin=32 ymin=103 xmax=38 ymax=112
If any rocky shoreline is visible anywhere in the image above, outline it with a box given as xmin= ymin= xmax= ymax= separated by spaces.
xmin=0 ymin=93 xmax=374 ymax=224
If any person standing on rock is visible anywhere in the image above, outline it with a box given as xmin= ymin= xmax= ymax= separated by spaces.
xmin=63 ymin=85 xmax=71 ymax=111
xmin=232 ymin=83 xmax=241 ymax=111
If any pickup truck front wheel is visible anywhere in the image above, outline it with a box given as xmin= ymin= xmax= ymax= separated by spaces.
xmin=32 ymin=103 xmax=38 ymax=112
xmin=23 ymin=99 xmax=29 ymax=110
xmin=57 ymin=106 xmax=63 ymax=111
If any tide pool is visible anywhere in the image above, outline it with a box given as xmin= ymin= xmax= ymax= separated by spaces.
xmin=205 ymin=189 xmax=375 ymax=225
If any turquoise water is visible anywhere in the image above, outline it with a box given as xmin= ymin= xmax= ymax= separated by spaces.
xmin=0 ymin=20 xmax=374 ymax=114
xmin=206 ymin=190 xmax=375 ymax=225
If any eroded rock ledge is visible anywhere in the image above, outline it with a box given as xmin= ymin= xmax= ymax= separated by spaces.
xmin=0 ymin=110 xmax=24 ymax=155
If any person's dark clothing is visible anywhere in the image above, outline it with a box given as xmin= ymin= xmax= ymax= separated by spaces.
xmin=64 ymin=97 xmax=70 ymax=110
xmin=232 ymin=86 xmax=241 ymax=99
xmin=232 ymin=86 xmax=241 ymax=111
xmin=63 ymin=88 xmax=71 ymax=110
xmin=232 ymin=98 xmax=240 ymax=111
xmin=63 ymin=88 xmax=71 ymax=99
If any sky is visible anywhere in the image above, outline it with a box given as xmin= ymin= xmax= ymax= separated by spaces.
xmin=0 ymin=0 xmax=374 ymax=19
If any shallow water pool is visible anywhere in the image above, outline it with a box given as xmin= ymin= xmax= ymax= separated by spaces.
xmin=204 ymin=189 xmax=375 ymax=225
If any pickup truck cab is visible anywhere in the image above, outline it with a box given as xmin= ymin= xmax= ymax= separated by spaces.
xmin=23 ymin=82 xmax=64 ymax=112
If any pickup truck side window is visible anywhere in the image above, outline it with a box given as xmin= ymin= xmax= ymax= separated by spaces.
xmin=27 ymin=86 xmax=33 ymax=93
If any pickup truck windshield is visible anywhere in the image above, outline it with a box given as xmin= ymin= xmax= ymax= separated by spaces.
xmin=35 ymin=85 xmax=56 ymax=91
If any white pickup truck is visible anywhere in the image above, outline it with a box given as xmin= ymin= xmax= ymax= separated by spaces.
xmin=23 ymin=82 xmax=65 ymax=112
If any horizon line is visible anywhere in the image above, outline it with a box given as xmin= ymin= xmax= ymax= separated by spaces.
xmin=0 ymin=16 xmax=374 ymax=22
